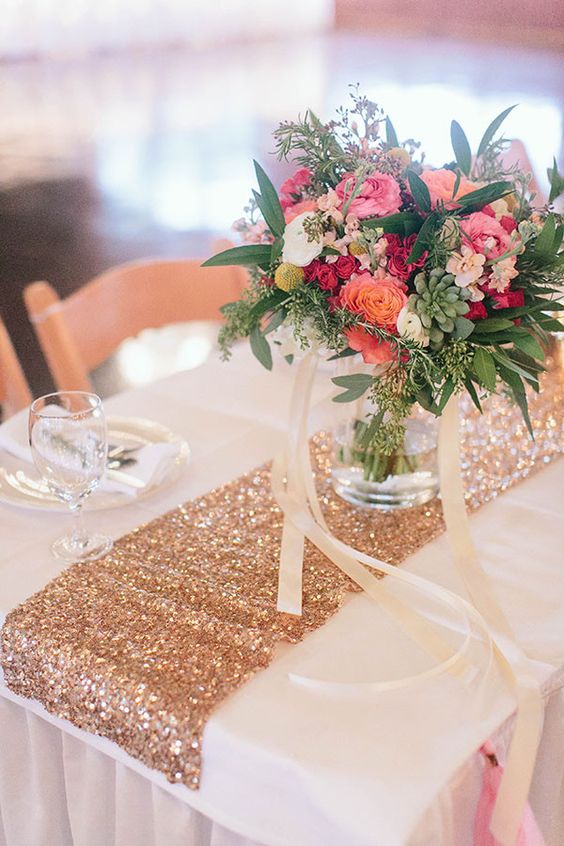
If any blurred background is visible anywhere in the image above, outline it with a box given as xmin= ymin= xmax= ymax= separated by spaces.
xmin=1 ymin=0 xmax=563 ymax=396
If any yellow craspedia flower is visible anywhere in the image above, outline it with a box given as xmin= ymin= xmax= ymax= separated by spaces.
xmin=348 ymin=241 xmax=366 ymax=257
xmin=274 ymin=262 xmax=304 ymax=292
xmin=388 ymin=147 xmax=411 ymax=168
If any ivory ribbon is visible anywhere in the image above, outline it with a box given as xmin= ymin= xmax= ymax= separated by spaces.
xmin=273 ymin=351 xmax=544 ymax=846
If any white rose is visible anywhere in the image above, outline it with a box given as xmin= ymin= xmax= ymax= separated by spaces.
xmin=282 ymin=212 xmax=324 ymax=267
xmin=397 ymin=306 xmax=430 ymax=347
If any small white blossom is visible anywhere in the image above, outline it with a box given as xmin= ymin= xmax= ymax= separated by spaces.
xmin=397 ymin=306 xmax=430 ymax=347
xmin=488 ymin=257 xmax=519 ymax=293
xmin=282 ymin=213 xmax=324 ymax=267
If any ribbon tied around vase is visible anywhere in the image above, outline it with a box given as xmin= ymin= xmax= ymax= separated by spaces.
xmin=270 ymin=351 xmax=544 ymax=846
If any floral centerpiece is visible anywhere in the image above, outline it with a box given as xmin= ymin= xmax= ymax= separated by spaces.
xmin=204 ymin=89 xmax=563 ymax=507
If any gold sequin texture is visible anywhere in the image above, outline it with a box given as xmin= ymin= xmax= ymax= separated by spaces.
xmin=1 ymin=368 xmax=563 ymax=790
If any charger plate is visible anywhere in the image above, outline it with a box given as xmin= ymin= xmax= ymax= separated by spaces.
xmin=0 ymin=417 xmax=190 ymax=512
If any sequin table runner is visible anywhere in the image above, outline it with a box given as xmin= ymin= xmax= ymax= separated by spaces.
xmin=1 ymin=374 xmax=563 ymax=791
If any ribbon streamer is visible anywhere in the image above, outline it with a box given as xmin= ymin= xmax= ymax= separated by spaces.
xmin=274 ymin=351 xmax=544 ymax=846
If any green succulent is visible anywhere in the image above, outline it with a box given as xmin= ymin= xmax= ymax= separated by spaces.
xmin=411 ymin=268 xmax=471 ymax=349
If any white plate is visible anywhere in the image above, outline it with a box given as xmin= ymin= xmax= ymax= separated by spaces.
xmin=0 ymin=416 xmax=190 ymax=512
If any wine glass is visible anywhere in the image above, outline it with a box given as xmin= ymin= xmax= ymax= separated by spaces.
xmin=29 ymin=391 xmax=113 ymax=562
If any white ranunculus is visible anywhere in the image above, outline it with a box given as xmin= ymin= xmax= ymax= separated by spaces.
xmin=397 ymin=306 xmax=430 ymax=347
xmin=281 ymin=212 xmax=324 ymax=267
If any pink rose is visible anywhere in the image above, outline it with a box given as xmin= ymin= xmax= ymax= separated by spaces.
xmin=335 ymin=171 xmax=401 ymax=219
xmin=344 ymin=326 xmax=396 ymax=365
xmin=461 ymin=212 xmax=512 ymax=259
xmin=420 ymin=169 xmax=478 ymax=209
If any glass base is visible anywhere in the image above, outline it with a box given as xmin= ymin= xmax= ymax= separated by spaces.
xmin=51 ymin=533 xmax=113 ymax=562
xmin=331 ymin=467 xmax=439 ymax=510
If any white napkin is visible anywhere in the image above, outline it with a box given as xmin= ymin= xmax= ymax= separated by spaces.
xmin=0 ymin=409 xmax=179 ymax=498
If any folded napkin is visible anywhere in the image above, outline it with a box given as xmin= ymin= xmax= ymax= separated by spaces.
xmin=0 ymin=409 xmax=179 ymax=498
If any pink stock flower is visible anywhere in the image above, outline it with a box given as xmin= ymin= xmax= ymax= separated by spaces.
xmin=420 ymin=169 xmax=478 ymax=209
xmin=344 ymin=326 xmax=396 ymax=365
xmin=335 ymin=172 xmax=401 ymax=219
xmin=461 ymin=212 xmax=512 ymax=260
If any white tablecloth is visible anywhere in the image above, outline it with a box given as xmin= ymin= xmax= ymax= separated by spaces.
xmin=0 ymin=345 xmax=563 ymax=846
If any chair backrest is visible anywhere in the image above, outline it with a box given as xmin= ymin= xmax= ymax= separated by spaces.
xmin=0 ymin=315 xmax=32 ymax=418
xmin=24 ymin=258 xmax=248 ymax=393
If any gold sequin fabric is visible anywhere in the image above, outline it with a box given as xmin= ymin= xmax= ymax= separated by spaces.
xmin=1 ymin=371 xmax=563 ymax=790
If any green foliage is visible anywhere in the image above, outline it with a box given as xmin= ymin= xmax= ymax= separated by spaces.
xmin=385 ymin=116 xmax=399 ymax=147
xmin=547 ymin=158 xmax=564 ymax=204
xmin=332 ymin=373 xmax=373 ymax=402
xmin=450 ymin=120 xmax=472 ymax=176
xmin=202 ymin=244 xmax=273 ymax=269
xmin=407 ymin=170 xmax=431 ymax=212
xmin=476 ymin=105 xmax=517 ymax=158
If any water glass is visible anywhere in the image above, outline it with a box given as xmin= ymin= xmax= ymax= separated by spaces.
xmin=29 ymin=391 xmax=113 ymax=561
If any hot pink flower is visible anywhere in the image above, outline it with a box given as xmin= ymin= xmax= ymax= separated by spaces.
xmin=466 ymin=301 xmax=488 ymax=321
xmin=279 ymin=167 xmax=312 ymax=211
xmin=335 ymin=172 xmax=401 ymax=219
xmin=461 ymin=212 xmax=512 ymax=260
xmin=344 ymin=326 xmax=396 ymax=365
xmin=500 ymin=215 xmax=517 ymax=235
xmin=316 ymin=264 xmax=339 ymax=291
xmin=490 ymin=288 xmax=525 ymax=311
xmin=385 ymin=233 xmax=427 ymax=280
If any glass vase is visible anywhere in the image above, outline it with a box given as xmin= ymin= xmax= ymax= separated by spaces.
xmin=331 ymin=402 xmax=439 ymax=509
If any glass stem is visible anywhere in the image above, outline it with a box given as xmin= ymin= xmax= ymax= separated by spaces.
xmin=69 ymin=501 xmax=89 ymax=552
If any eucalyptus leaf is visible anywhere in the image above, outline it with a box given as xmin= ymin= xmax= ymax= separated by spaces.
xmin=202 ymin=244 xmax=273 ymax=268
xmin=464 ymin=377 xmax=483 ymax=413
xmin=332 ymin=373 xmax=373 ymax=402
xmin=476 ymin=105 xmax=517 ymax=158
xmin=253 ymin=160 xmax=286 ymax=237
xmin=534 ymin=214 xmax=556 ymax=257
xmin=250 ymin=325 xmax=273 ymax=370
xmin=547 ymin=157 xmax=564 ymax=204
xmin=471 ymin=317 xmax=515 ymax=334
xmin=455 ymin=181 xmax=512 ymax=213
xmin=363 ymin=211 xmax=423 ymax=236
xmin=406 ymin=212 xmax=438 ymax=263
xmin=450 ymin=120 xmax=472 ymax=176
xmin=452 ymin=316 xmax=475 ymax=340
xmin=407 ymin=170 xmax=431 ymax=212
xmin=471 ymin=347 xmax=497 ymax=391
xmin=436 ymin=378 xmax=456 ymax=414
xmin=385 ymin=116 xmax=399 ymax=147
xmin=512 ymin=332 xmax=545 ymax=361
xmin=327 ymin=347 xmax=358 ymax=361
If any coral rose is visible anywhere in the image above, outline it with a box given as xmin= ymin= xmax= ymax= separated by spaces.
xmin=420 ymin=169 xmax=478 ymax=209
xmin=284 ymin=199 xmax=317 ymax=224
xmin=339 ymin=273 xmax=407 ymax=331
xmin=344 ymin=326 xmax=396 ymax=365
xmin=335 ymin=171 xmax=401 ymax=219
xmin=461 ymin=212 xmax=512 ymax=260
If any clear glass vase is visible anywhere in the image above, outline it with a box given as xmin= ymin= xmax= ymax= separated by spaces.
xmin=331 ymin=403 xmax=439 ymax=509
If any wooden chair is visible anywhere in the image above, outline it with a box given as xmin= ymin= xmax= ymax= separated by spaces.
xmin=24 ymin=258 xmax=248 ymax=393
xmin=0 ymin=315 xmax=32 ymax=418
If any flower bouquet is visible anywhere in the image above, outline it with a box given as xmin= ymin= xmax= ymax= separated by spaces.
xmin=204 ymin=89 xmax=563 ymax=507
